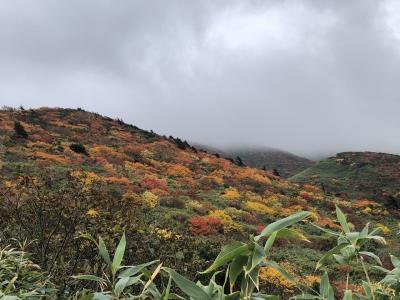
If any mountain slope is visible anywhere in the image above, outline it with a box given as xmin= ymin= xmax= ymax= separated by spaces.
xmin=225 ymin=147 xmax=315 ymax=177
xmin=290 ymin=152 xmax=400 ymax=205
xmin=191 ymin=144 xmax=314 ymax=178
xmin=0 ymin=108 xmax=399 ymax=295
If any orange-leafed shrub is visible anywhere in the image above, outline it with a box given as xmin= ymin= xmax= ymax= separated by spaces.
xmin=352 ymin=198 xmax=380 ymax=209
xmin=222 ymin=187 xmax=241 ymax=201
xmin=90 ymin=145 xmax=128 ymax=165
xmin=124 ymin=144 xmax=145 ymax=156
xmin=94 ymin=156 xmax=116 ymax=174
xmin=174 ymin=150 xmax=197 ymax=165
xmin=189 ymin=216 xmax=222 ymax=235
xmin=299 ymin=191 xmax=315 ymax=201
xmin=200 ymin=175 xmax=224 ymax=187
xmin=34 ymin=151 xmax=70 ymax=164
xmin=201 ymin=156 xmax=231 ymax=171
xmin=110 ymin=129 xmax=133 ymax=141
xmin=303 ymin=184 xmax=320 ymax=193
xmin=236 ymin=168 xmax=272 ymax=185
xmin=166 ymin=164 xmax=192 ymax=177
xmin=124 ymin=161 xmax=150 ymax=175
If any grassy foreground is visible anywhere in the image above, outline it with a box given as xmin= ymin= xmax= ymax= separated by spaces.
xmin=1 ymin=208 xmax=400 ymax=299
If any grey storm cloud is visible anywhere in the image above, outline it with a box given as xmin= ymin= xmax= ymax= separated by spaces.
xmin=1 ymin=0 xmax=400 ymax=158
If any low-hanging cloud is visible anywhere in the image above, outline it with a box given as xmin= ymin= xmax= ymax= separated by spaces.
xmin=1 ymin=0 xmax=400 ymax=158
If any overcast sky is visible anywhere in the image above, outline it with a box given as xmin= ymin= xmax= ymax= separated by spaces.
xmin=1 ymin=0 xmax=400 ymax=158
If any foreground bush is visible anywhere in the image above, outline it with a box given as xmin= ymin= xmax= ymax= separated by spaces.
xmin=1 ymin=209 xmax=399 ymax=299
xmin=0 ymin=243 xmax=57 ymax=299
xmin=68 ymin=208 xmax=400 ymax=299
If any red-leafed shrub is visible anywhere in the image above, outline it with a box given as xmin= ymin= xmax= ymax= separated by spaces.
xmin=189 ymin=216 xmax=222 ymax=235
xmin=140 ymin=176 xmax=168 ymax=190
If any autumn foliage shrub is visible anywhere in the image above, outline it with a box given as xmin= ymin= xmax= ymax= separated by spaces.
xmin=208 ymin=210 xmax=241 ymax=233
xmin=189 ymin=215 xmax=222 ymax=235
xmin=222 ymin=187 xmax=241 ymax=200
xmin=140 ymin=175 xmax=168 ymax=190
xmin=141 ymin=190 xmax=159 ymax=208
xmin=159 ymin=196 xmax=186 ymax=209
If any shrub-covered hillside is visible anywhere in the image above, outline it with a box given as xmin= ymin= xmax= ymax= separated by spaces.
xmin=0 ymin=107 xmax=399 ymax=298
xmin=290 ymin=152 xmax=400 ymax=206
xmin=225 ymin=147 xmax=315 ymax=178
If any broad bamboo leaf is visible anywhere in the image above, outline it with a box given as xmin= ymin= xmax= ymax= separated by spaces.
xmin=320 ymin=272 xmax=330 ymax=297
xmin=162 ymin=275 xmax=172 ymax=300
xmin=112 ymin=233 xmax=126 ymax=276
xmin=310 ymin=223 xmax=340 ymax=237
xmin=343 ymin=290 xmax=353 ymax=300
xmin=291 ymin=293 xmax=319 ymax=299
xmin=98 ymin=237 xmax=111 ymax=265
xmin=391 ymin=255 xmax=400 ymax=268
xmin=72 ymin=274 xmax=106 ymax=283
xmin=264 ymin=231 xmax=277 ymax=255
xmin=361 ymin=281 xmax=372 ymax=298
xmin=316 ymin=243 xmax=348 ymax=270
xmin=251 ymin=294 xmax=279 ymax=300
xmin=255 ymin=211 xmax=311 ymax=240
xmin=224 ymin=291 xmax=241 ymax=300
xmin=163 ymin=268 xmax=212 ymax=300
xmin=365 ymin=235 xmax=386 ymax=245
xmin=79 ymin=233 xmax=98 ymax=246
xmin=202 ymin=241 xmax=250 ymax=274
xmin=359 ymin=251 xmax=382 ymax=265
xmin=276 ymin=228 xmax=310 ymax=242
xmin=336 ymin=206 xmax=350 ymax=233
xmin=229 ymin=255 xmax=248 ymax=290
xmin=250 ymin=243 xmax=266 ymax=272
xmin=359 ymin=223 xmax=369 ymax=239
xmin=118 ymin=260 xmax=159 ymax=278
xmin=92 ymin=293 xmax=112 ymax=300
xmin=114 ymin=277 xmax=130 ymax=297
xmin=115 ymin=275 xmax=142 ymax=297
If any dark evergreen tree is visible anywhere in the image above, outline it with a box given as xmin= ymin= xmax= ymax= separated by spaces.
xmin=14 ymin=121 xmax=28 ymax=139
xmin=69 ymin=143 xmax=89 ymax=156
xmin=235 ymin=156 xmax=246 ymax=167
